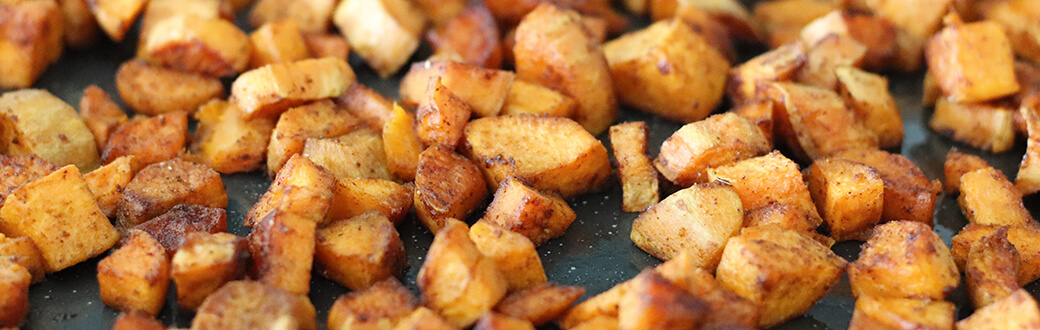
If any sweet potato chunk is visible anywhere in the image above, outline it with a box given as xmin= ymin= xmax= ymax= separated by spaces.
xmin=248 ymin=210 xmax=316 ymax=295
xmin=654 ymin=112 xmax=770 ymax=186
xmin=139 ymin=14 xmax=251 ymax=77
xmin=944 ymin=148 xmax=991 ymax=195
xmin=474 ymin=313 xmax=535 ymax=330
xmin=799 ymin=10 xmax=897 ymax=71
xmin=249 ymin=0 xmax=336 ymax=33
xmin=0 ymin=154 xmax=56 ymax=205
xmin=102 ymin=112 xmax=187 ymax=167
xmin=230 ymin=57 xmax=356 ymax=119
xmin=469 ymin=220 xmax=546 ymax=292
xmin=332 ymin=0 xmax=425 ymax=77
xmin=191 ymin=100 xmax=275 ymax=174
xmin=794 ymin=34 xmax=867 ymax=91
xmin=930 ymin=98 xmax=1016 ymax=153
xmin=171 ymin=232 xmax=249 ymax=310
xmin=726 ymin=42 xmax=806 ymax=105
xmin=0 ymin=89 xmax=100 ymax=171
xmin=831 ymin=149 xmax=941 ymax=226
xmin=418 ymin=77 xmax=472 ymax=149
xmin=326 ymin=178 xmax=412 ymax=225
xmin=327 ymin=278 xmax=417 ymax=330
xmin=399 ymin=60 xmax=515 ymax=118
xmin=418 ymin=219 xmax=508 ymax=328
xmin=427 ymin=5 xmax=502 ymax=69
xmin=191 ymin=281 xmax=317 ymax=330
xmin=985 ymin=0 xmax=1040 ymax=66
xmin=115 ymin=60 xmax=225 ymax=116
xmin=709 ymin=151 xmax=821 ymax=229
xmin=411 ymin=0 xmax=463 ymax=25
xmin=337 ymin=83 xmax=394 ymax=133
xmin=742 ymin=202 xmax=818 ymax=233
xmin=97 ymin=230 xmax=169 ymax=316
xmin=609 ymin=122 xmax=658 ymax=212
xmin=117 ymin=159 xmax=227 ymax=227
xmin=959 ymin=167 xmax=1035 ymax=226
xmin=247 ymin=154 xmax=335 ymax=227
xmin=88 ymin=0 xmax=146 ymax=41
xmin=0 ymin=234 xmax=45 ymax=283
xmin=957 ymin=289 xmax=1040 ymax=330
xmin=966 ymin=227 xmax=1021 ymax=309
xmin=84 ymin=155 xmax=136 ymax=217
xmin=848 ymin=296 xmax=955 ymax=330
xmin=303 ymin=128 xmax=391 ymax=181
xmin=414 ymin=145 xmax=488 ymax=232
xmin=765 ymin=82 xmax=878 ymax=160
xmin=806 ymin=158 xmax=884 ymax=241
xmin=134 ymin=204 xmax=227 ymax=258
xmin=653 ymin=251 xmax=760 ymax=328
xmin=500 ymin=81 xmax=577 ymax=118
xmin=631 ymin=182 xmax=743 ymax=267
xmin=315 ymin=212 xmax=406 ymax=291
xmin=266 ymin=100 xmax=360 ymax=176
xmin=836 ymin=66 xmax=904 ymax=148
xmin=953 ymin=224 xmax=1040 ymax=285
xmin=79 ymin=85 xmax=128 ymax=149
xmin=0 ymin=260 xmax=29 ymax=328
xmin=618 ymin=269 xmax=709 ymax=330
xmin=302 ymin=33 xmax=350 ymax=60
xmin=0 ymin=0 xmax=63 ymax=88
xmin=382 ymin=104 xmax=421 ymax=181
xmin=249 ymin=19 xmax=309 ymax=68
xmin=0 ymin=165 xmax=119 ymax=272
xmin=1017 ymin=105 xmax=1040 ymax=195
xmin=483 ymin=177 xmax=575 ymax=246
xmin=926 ymin=20 xmax=1020 ymax=103
xmin=394 ymin=307 xmax=457 ymax=330
xmin=495 ymin=283 xmax=585 ymax=326
xmin=138 ymin=0 xmax=232 ymax=38
xmin=112 ymin=312 xmax=164 ymax=330
xmin=849 ymin=221 xmax=960 ymax=300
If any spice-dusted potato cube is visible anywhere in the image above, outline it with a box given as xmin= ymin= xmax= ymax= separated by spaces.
xmin=514 ymin=4 xmax=617 ymax=135
xmin=870 ymin=0 xmax=950 ymax=39
xmin=303 ymin=128 xmax=392 ymax=181
xmin=495 ymin=283 xmax=585 ymax=326
xmin=848 ymin=296 xmax=955 ymax=330
xmin=470 ymin=220 xmax=546 ymax=292
xmin=88 ymin=0 xmax=146 ymax=41
xmin=248 ymin=210 xmax=316 ymax=295
xmin=654 ymin=112 xmax=770 ymax=186
xmin=926 ymin=20 xmax=1020 ymax=103
xmin=930 ymin=98 xmax=1016 ymax=153
xmin=709 ymin=151 xmax=821 ymax=228
xmin=247 ymin=154 xmax=335 ymax=227
xmin=191 ymin=100 xmax=275 ymax=174
xmin=337 ymin=84 xmax=395 ymax=135
xmin=753 ymin=0 xmax=835 ymax=45
xmin=135 ymin=204 xmax=227 ymax=258
xmin=62 ymin=0 xmax=99 ymax=48
xmin=418 ymin=219 xmax=508 ymax=328
xmin=0 ymin=154 xmax=56 ymax=205
xmin=743 ymin=202 xmax=818 ymax=233
xmin=795 ymin=34 xmax=866 ymax=91
xmin=631 ymin=182 xmax=743 ymax=266
xmin=315 ymin=212 xmax=406 ymax=291
xmin=617 ymin=270 xmax=709 ymax=330
xmin=138 ymin=0 xmax=233 ymax=38
xmin=957 ymin=289 xmax=1040 ymax=330
xmin=383 ymin=104 xmax=421 ymax=181
xmin=849 ymin=221 xmax=960 ymax=300
xmin=0 ymin=165 xmax=119 ymax=272
xmin=394 ymin=307 xmax=457 ymax=330
xmin=806 ymin=158 xmax=884 ymax=241
xmin=0 ymin=261 xmax=30 ymax=328
xmin=231 ymin=57 xmax=356 ymax=119
xmin=836 ymin=66 xmax=904 ymax=148
xmin=462 ymin=115 xmax=611 ymax=198
xmin=501 ymin=81 xmax=577 ymax=118
xmin=302 ymin=33 xmax=350 ymax=60
xmin=266 ymin=100 xmax=360 ymax=176
xmin=0 ymin=234 xmax=45 ymax=283
xmin=79 ymin=85 xmax=128 ymax=150
xmin=102 ymin=111 xmax=187 ymax=167
xmin=727 ymin=42 xmax=806 ymax=105
xmin=651 ymin=0 xmax=761 ymax=44
xmin=249 ymin=0 xmax=336 ymax=33
xmin=400 ymin=60 xmax=515 ymax=118
xmin=171 ymin=232 xmax=249 ymax=310
xmin=985 ymin=0 xmax=1040 ymax=65
xmin=139 ymin=15 xmax=251 ymax=77
xmin=192 ymin=281 xmax=317 ymax=330
xmin=732 ymin=101 xmax=774 ymax=143
xmin=414 ymin=145 xmax=488 ymax=232
xmin=483 ymin=177 xmax=575 ymax=247
xmin=832 ymin=148 xmax=941 ymax=226
xmin=112 ymin=312 xmax=164 ymax=330
xmin=427 ymin=6 xmax=502 ymax=69
xmin=327 ymin=178 xmax=412 ymax=225
xmin=609 ymin=122 xmax=658 ymax=213
xmin=1019 ymin=106 xmax=1040 ymax=195
xmin=411 ymin=0 xmax=464 ymax=25
xmin=799 ymin=11 xmax=897 ymax=71
xmin=398 ymin=60 xmax=448 ymax=108
xmin=418 ymin=77 xmax=472 ymax=149
xmin=84 ymin=155 xmax=136 ymax=217
xmin=716 ymin=225 xmax=847 ymax=328
xmin=115 ymin=60 xmax=225 ymax=116
xmin=654 ymin=251 xmax=760 ymax=328
xmin=0 ymin=89 xmax=100 ymax=171
xmin=327 ymin=278 xmax=417 ymax=330
xmin=765 ymin=82 xmax=878 ymax=160
xmin=945 ymin=148 xmax=991 ymax=195
xmin=474 ymin=313 xmax=535 ymax=330
xmin=249 ymin=20 xmax=309 ymax=68
xmin=953 ymin=224 xmax=1040 ymax=285
xmin=604 ymin=19 xmax=729 ymax=123
xmin=651 ymin=1 xmax=736 ymax=62
xmin=97 ymin=230 xmax=169 ymax=316
xmin=333 ymin=0 xmax=425 ymax=77
xmin=959 ymin=167 xmax=1035 ymax=226
xmin=117 ymin=159 xmax=227 ymax=227
xmin=966 ymin=227 xmax=1021 ymax=309
xmin=0 ymin=0 xmax=63 ymax=89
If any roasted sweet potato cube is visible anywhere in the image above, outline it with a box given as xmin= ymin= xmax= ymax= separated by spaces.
xmin=474 ymin=312 xmax=535 ymax=330
xmin=138 ymin=0 xmax=233 ymax=38
xmin=848 ymin=296 xmax=955 ymax=330
xmin=247 ymin=154 xmax=335 ymax=227
xmin=870 ymin=0 xmax=950 ymax=40
xmin=649 ymin=1 xmax=735 ymax=62
xmin=191 ymin=281 xmax=317 ymax=330
xmin=79 ymin=85 xmax=128 ymax=149
xmin=399 ymin=60 xmax=449 ymax=108
xmin=709 ymin=151 xmax=821 ymax=228
xmin=765 ymin=82 xmax=878 ymax=160
xmin=716 ymin=226 xmax=847 ymax=328
xmin=0 ymin=165 xmax=119 ymax=272
xmin=923 ymin=70 xmax=942 ymax=107
xmin=0 ymin=0 xmax=63 ymax=89
xmin=59 ymin=0 xmax=98 ymax=48
xmin=754 ymin=0 xmax=836 ymax=45
xmin=88 ymin=0 xmax=146 ymax=41
xmin=414 ymin=145 xmax=488 ymax=232
xmin=327 ymin=278 xmax=417 ymax=329
xmin=514 ymin=4 xmax=617 ymax=135
xmin=171 ymin=232 xmax=249 ymax=310
xmin=953 ymin=224 xmax=1040 ymax=285
xmin=411 ymin=0 xmax=463 ymax=25
xmin=266 ymin=100 xmax=360 ymax=176
xmin=0 ymin=234 xmax=45 ymax=283
xmin=0 ymin=154 xmax=56 ymax=205
xmin=418 ymin=77 xmax=472 ymax=148
xmin=653 ymin=112 xmax=770 ymax=186
xmin=957 ymin=289 xmax=1040 ymax=329
xmin=315 ymin=212 xmax=405 ymax=290
xmin=0 ymin=89 xmax=100 ymax=171
xmin=609 ymin=122 xmax=659 ymax=213
xmin=418 ymin=219 xmax=508 ymax=328
xmin=134 ymin=204 xmax=226 ymax=257
xmin=726 ymin=42 xmax=806 ymax=105
xmin=849 ymin=221 xmax=960 ymax=300
xmin=604 ymin=19 xmax=729 ymax=123
xmin=966 ymin=227 xmax=1021 ymax=309
xmin=795 ymin=34 xmax=866 ymax=91
xmin=831 ymin=149 xmax=941 ymax=226
xmin=652 ymin=251 xmax=759 ymax=328
xmin=945 ymin=149 xmax=991 ymax=195
xmin=985 ymin=0 xmax=1040 ymax=65
xmin=0 ymin=260 xmax=29 ymax=328
xmin=631 ymin=182 xmax=743 ymax=267
xmin=495 ymin=283 xmax=585 ymax=326
xmin=84 ymin=155 xmax=135 ymax=217
xmin=742 ymin=202 xmax=818 ymax=233
xmin=394 ymin=307 xmax=457 ymax=330
xmin=302 ymin=33 xmax=350 ymax=61
xmin=191 ymin=100 xmax=275 ymax=174
xmin=500 ymin=81 xmax=577 ymax=118
xmin=333 ymin=0 xmax=425 ymax=77
xmin=327 ymin=178 xmax=412 ymax=225
xmin=959 ymin=167 xmax=1035 ymax=226
xmin=618 ymin=270 xmax=709 ymax=330
xmin=836 ymin=66 xmax=904 ymax=148
xmin=927 ymin=20 xmax=1020 ymax=103
xmin=800 ymin=11 xmax=897 ymax=71
xmin=1019 ymin=105 xmax=1040 ymax=195
xmin=97 ymin=230 xmax=170 ymax=316
xmin=249 ymin=210 xmax=316 ymax=295
xmin=115 ymin=60 xmax=225 ymax=116
xmin=102 ymin=112 xmax=187 ymax=167
xmin=249 ymin=0 xmax=336 ymax=33
xmin=112 ymin=312 xmax=164 ymax=330
xmin=337 ymin=83 xmax=395 ymax=134
xmin=483 ymin=177 xmax=575 ymax=247
xmin=427 ymin=6 xmax=502 ymax=69
xmin=139 ymin=15 xmax=251 ymax=77
xmin=732 ymin=101 xmax=774 ymax=142
xmin=382 ymin=104 xmax=421 ymax=181
xmin=930 ymin=98 xmax=1016 ymax=153
xmin=806 ymin=158 xmax=884 ymax=241
xmin=400 ymin=61 xmax=515 ymax=118
xmin=249 ymin=19 xmax=310 ymax=68
xmin=303 ymin=128 xmax=392 ymax=181
xmin=469 ymin=220 xmax=546 ymax=292
xmin=117 ymin=159 xmax=227 ymax=227
xmin=230 ymin=57 xmax=356 ymax=119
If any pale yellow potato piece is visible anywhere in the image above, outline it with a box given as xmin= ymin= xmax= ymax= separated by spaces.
xmin=631 ymin=182 xmax=743 ymax=268
xmin=230 ymin=57 xmax=356 ymax=119
xmin=88 ymin=0 xmax=147 ymax=42
xmin=836 ymin=66 xmax=904 ymax=148
xmin=248 ymin=20 xmax=310 ymax=69
xmin=249 ymin=0 xmax=337 ymax=33
xmin=139 ymin=15 xmax=251 ymax=77
xmin=332 ymin=0 xmax=425 ymax=77
xmin=0 ymin=89 xmax=100 ymax=171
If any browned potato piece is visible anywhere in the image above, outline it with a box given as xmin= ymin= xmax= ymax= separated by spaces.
xmin=836 ymin=66 xmax=904 ymax=148
xmin=930 ymin=98 xmax=1016 ymax=153
xmin=483 ymin=177 xmax=576 ymax=247
xmin=0 ymin=260 xmax=30 ymax=328
xmin=84 ymin=155 xmax=136 ymax=217
xmin=266 ymin=100 xmax=360 ymax=176
xmin=609 ymin=122 xmax=659 ymax=212
xmin=959 ymin=167 xmax=1035 ymax=226
xmin=654 ymin=112 xmax=770 ymax=186
xmin=248 ymin=210 xmax=316 ymax=295
xmin=400 ymin=60 xmax=515 ymax=118
xmin=0 ymin=154 xmax=57 ymax=205
xmin=799 ymin=11 xmax=897 ymax=71
xmin=139 ymin=15 xmax=251 ymax=77
xmin=726 ymin=42 xmax=807 ymax=105
xmin=303 ymin=128 xmax=392 ymax=181
xmin=474 ymin=312 xmax=535 ymax=330
xmin=570 ymin=316 xmax=618 ymax=330
xmin=102 ymin=112 xmax=187 ymax=167
xmin=926 ymin=20 xmax=1020 ymax=103
xmin=806 ymin=158 xmax=884 ymax=241
xmin=923 ymin=70 xmax=942 ymax=107
xmin=753 ymin=0 xmax=835 ymax=47
xmin=135 ymin=204 xmax=227 ymax=257
xmin=171 ymin=232 xmax=249 ymax=310
xmin=333 ymin=0 xmax=426 ymax=77
xmin=957 ymin=289 xmax=1040 ymax=329
xmin=87 ymin=0 xmax=146 ymax=41
xmin=795 ymin=34 xmax=866 ymax=91
xmin=848 ymin=296 xmax=955 ymax=330
xmin=231 ymin=57 xmax=356 ymax=119
xmin=709 ymin=151 xmax=821 ymax=229
xmin=302 ymin=33 xmax=350 ymax=61
xmin=249 ymin=20 xmax=309 ymax=68
xmin=97 ymin=230 xmax=169 ymax=316
xmin=327 ymin=278 xmax=418 ymax=329
xmin=0 ymin=0 xmax=62 ymax=87
xmin=112 ymin=312 xmax=164 ymax=330
xmin=469 ymin=220 xmax=546 ymax=292
xmin=631 ymin=182 xmax=743 ymax=267
xmin=617 ymin=270 xmax=708 ymax=330
xmin=966 ymin=227 xmax=1021 ymax=309
xmin=514 ymin=4 xmax=617 ymax=135
xmin=985 ymin=0 xmax=1040 ymax=65
xmin=383 ymin=104 xmax=421 ymax=181
xmin=249 ymin=0 xmax=336 ymax=33
xmin=945 ymin=148 xmax=991 ymax=195
xmin=191 ymin=100 xmax=275 ymax=174
xmin=411 ymin=0 xmax=463 ymax=25
xmin=247 ymin=154 xmax=335 ymax=227
xmin=115 ymin=60 xmax=225 ymax=116
xmin=315 ymin=212 xmax=406 ymax=291
xmin=0 ymin=234 xmax=45 ymax=283
xmin=1017 ymin=105 xmax=1040 ymax=195
xmin=327 ymin=178 xmax=412 ymax=225
xmin=0 ymin=165 xmax=119 ymax=272
xmin=495 ymin=283 xmax=585 ymax=326
xmin=650 ymin=1 xmax=735 ymax=62
xmin=953 ymin=224 xmax=1040 ymax=285
xmin=501 ymin=81 xmax=578 ymax=118
xmin=337 ymin=83 xmax=395 ymax=133
xmin=742 ymin=202 xmax=818 ymax=233
xmin=651 ymin=0 xmax=761 ymax=44
xmin=427 ymin=6 xmax=502 ymax=69
xmin=138 ymin=0 xmax=233 ymax=38
xmin=870 ymin=0 xmax=950 ymax=41
xmin=418 ymin=219 xmax=508 ymax=328
xmin=654 ymin=251 xmax=759 ymax=328
xmin=604 ymin=19 xmax=729 ymax=123
xmin=79 ymin=85 xmax=128 ymax=150
xmin=414 ymin=145 xmax=488 ymax=233
xmin=0 ymin=89 xmax=100 ymax=171
xmin=716 ymin=225 xmax=846 ymax=328
xmin=191 ymin=281 xmax=317 ymax=330
xmin=849 ymin=221 xmax=960 ymax=300
xmin=117 ymin=159 xmax=227 ymax=227
xmin=418 ymin=77 xmax=472 ymax=148
xmin=831 ymin=149 xmax=941 ymax=226
xmin=393 ymin=307 xmax=457 ymax=330
xmin=765 ymin=82 xmax=878 ymax=160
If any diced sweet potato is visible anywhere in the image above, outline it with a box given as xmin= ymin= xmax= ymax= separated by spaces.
xmin=1017 ymin=105 xmax=1040 ymax=195
xmin=726 ymin=42 xmax=806 ymax=105
xmin=0 ymin=234 xmax=45 ymax=283
xmin=474 ymin=313 xmax=535 ymax=330
xmin=870 ymin=0 xmax=950 ymax=40
xmin=930 ymin=98 xmax=1016 ymax=153
xmin=191 ymin=100 xmax=275 ymax=174
xmin=618 ymin=269 xmax=709 ymax=330
xmin=806 ymin=158 xmax=884 ymax=241
xmin=957 ymin=289 xmax=1040 ymax=329
xmin=88 ymin=0 xmax=146 ymax=41
xmin=849 ymin=221 xmax=960 ymax=300
xmin=400 ymin=60 xmax=515 ymax=118
xmin=985 ymin=0 xmax=1040 ymax=66
xmin=332 ymin=0 xmax=425 ymax=77
xmin=609 ymin=122 xmax=659 ymax=212
xmin=836 ymin=66 xmax=904 ymax=148
xmin=411 ymin=0 xmax=463 ymax=25
xmin=79 ymin=85 xmax=128 ymax=150
xmin=831 ymin=149 xmax=941 ymax=226
xmin=945 ymin=149 xmax=991 ymax=195
xmin=495 ymin=283 xmax=585 ymax=326
xmin=926 ymin=20 xmax=1020 ymax=103
xmin=171 ymin=232 xmax=249 ymax=310
xmin=0 ymin=260 xmax=29 ymax=328
xmin=0 ymin=154 xmax=56 ymax=205
xmin=191 ymin=281 xmax=317 ymax=330
xmin=795 ymin=34 xmax=866 ymax=91
xmin=382 ymin=104 xmax=421 ymax=182
xmin=138 ymin=0 xmax=232 ymax=38
xmin=249 ymin=0 xmax=336 ymax=33
xmin=650 ymin=1 xmax=735 ymax=62
xmin=249 ymin=20 xmax=309 ymax=68
xmin=966 ymin=227 xmax=1021 ymax=309
xmin=414 ymin=145 xmax=488 ymax=232
xmin=116 ymin=159 xmax=227 ymax=227
xmin=139 ymin=15 xmax=251 ymax=77
xmin=266 ymin=100 xmax=360 ymax=176
xmin=303 ymin=128 xmax=391 ymax=181
xmin=326 ymin=178 xmax=412 ymax=225
xmin=799 ymin=11 xmax=897 ymax=71
xmin=97 ymin=230 xmax=170 ymax=316
xmin=654 ymin=251 xmax=760 ymax=328
xmin=134 ymin=204 xmax=226 ymax=257
xmin=469 ymin=220 xmax=546 ymax=292
xmin=654 ymin=112 xmax=770 ymax=186
xmin=483 ymin=177 xmax=575 ymax=247
xmin=315 ymin=212 xmax=406 ymax=291
xmin=114 ymin=59 xmax=225 ymax=116
xmin=418 ymin=77 xmax=472 ymax=149
xmin=102 ymin=112 xmax=187 ymax=167
xmin=953 ymin=224 xmax=1040 ymax=285
xmin=84 ymin=155 xmax=136 ymax=217
xmin=248 ymin=210 xmax=316 ymax=295
xmin=327 ymin=278 xmax=417 ymax=330
xmin=112 ymin=312 xmax=164 ymax=330
xmin=337 ymin=83 xmax=394 ymax=133
xmin=230 ymin=57 xmax=356 ymax=119
xmin=709 ymin=151 xmax=821 ymax=229
xmin=848 ymin=296 xmax=955 ymax=330
xmin=0 ymin=0 xmax=63 ymax=88
xmin=302 ymin=33 xmax=350 ymax=60
xmin=247 ymin=154 xmax=335 ymax=227
xmin=418 ymin=219 xmax=508 ymax=328
xmin=393 ymin=307 xmax=457 ymax=330
xmin=764 ymin=82 xmax=878 ymax=160
xmin=631 ymin=182 xmax=743 ymax=267
xmin=0 ymin=89 xmax=100 ymax=171
xmin=427 ymin=5 xmax=501 ymax=69
xmin=500 ymin=81 xmax=577 ymax=118
xmin=959 ymin=167 xmax=1035 ymax=226
xmin=742 ymin=202 xmax=818 ymax=233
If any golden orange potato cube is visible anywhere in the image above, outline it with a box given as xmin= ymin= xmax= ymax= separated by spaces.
xmin=97 ymin=230 xmax=170 ymax=316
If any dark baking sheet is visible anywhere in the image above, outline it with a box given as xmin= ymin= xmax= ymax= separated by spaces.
xmin=13 ymin=2 xmax=1040 ymax=329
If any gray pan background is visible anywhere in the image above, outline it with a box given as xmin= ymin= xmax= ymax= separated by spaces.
xmin=10 ymin=1 xmax=1040 ymax=329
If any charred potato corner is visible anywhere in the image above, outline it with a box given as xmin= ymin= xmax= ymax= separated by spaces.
xmin=3 ymin=0 xmax=1040 ymax=329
